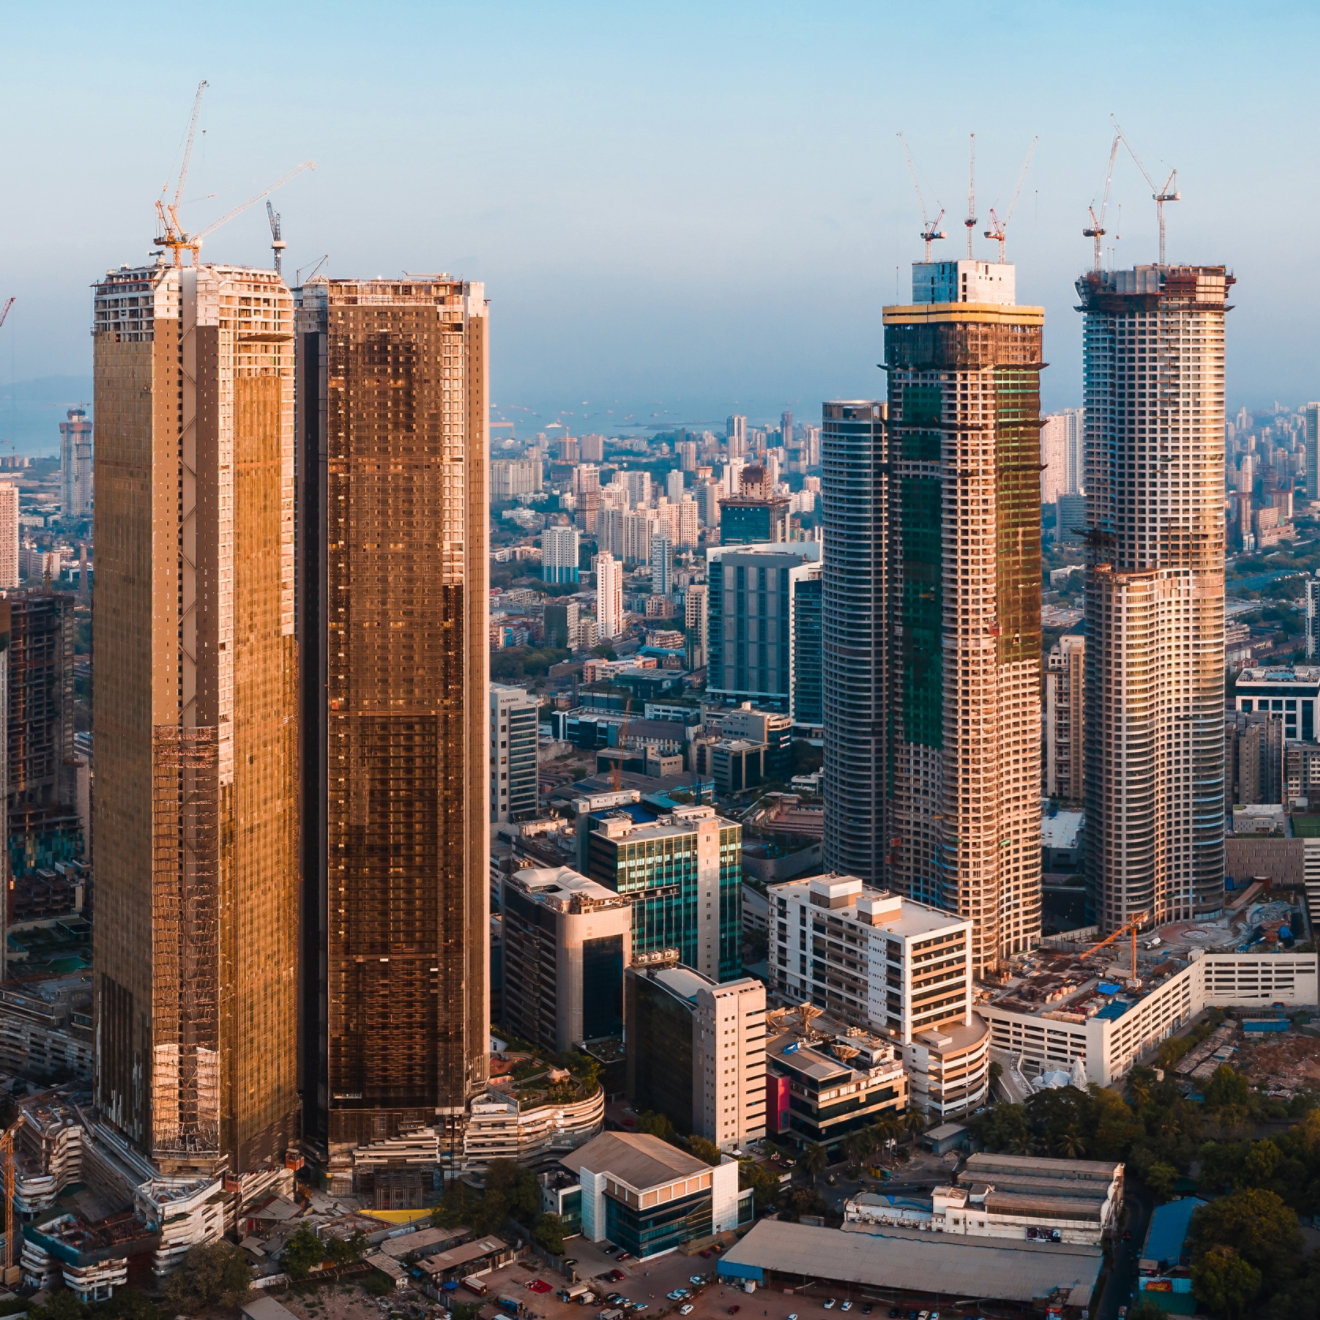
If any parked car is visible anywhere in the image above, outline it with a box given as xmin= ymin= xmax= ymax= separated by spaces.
xmin=841 ymin=1304 xmax=852 ymax=1313
xmin=680 ymin=1308 xmax=693 ymax=1316
xmin=824 ymin=1302 xmax=836 ymax=1311
xmin=689 ymin=1276 xmax=705 ymax=1286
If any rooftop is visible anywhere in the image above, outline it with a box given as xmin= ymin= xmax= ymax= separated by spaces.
xmin=770 ymin=874 xmax=970 ymax=940
xmin=562 ymin=1131 xmax=712 ymax=1190
xmin=508 ymin=866 xmax=628 ymax=912
xmin=720 ymin=1219 xmax=1100 ymax=1308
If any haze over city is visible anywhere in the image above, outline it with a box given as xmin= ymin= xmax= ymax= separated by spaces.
xmin=3 ymin=0 xmax=1320 ymax=451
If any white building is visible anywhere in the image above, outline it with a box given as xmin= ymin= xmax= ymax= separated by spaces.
xmin=844 ymin=1152 xmax=1123 ymax=1247
xmin=491 ymin=457 xmax=543 ymax=500
xmin=1081 ymin=265 xmax=1232 ymax=930
xmin=59 ymin=408 xmax=94 ymax=521
xmin=768 ymin=875 xmax=989 ymax=1118
xmin=980 ymin=951 xmax=1318 ymax=1086
xmin=666 ymin=469 xmax=685 ymax=504
xmin=650 ymin=532 xmax=674 ymax=598
xmin=596 ymin=550 xmax=624 ymax=640
xmin=542 ymin=524 xmax=580 ymax=584
xmin=490 ymin=684 xmax=540 ymax=823
xmin=1040 ymin=408 xmax=1084 ymax=504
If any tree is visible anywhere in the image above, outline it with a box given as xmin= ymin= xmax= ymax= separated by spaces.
xmin=1144 ymin=1161 xmax=1179 ymax=1202
xmin=685 ymin=1135 xmax=722 ymax=1167
xmin=31 ymin=1293 xmax=86 ymax=1320
xmin=1204 ymin=1064 xmax=1251 ymax=1113
xmin=486 ymin=1159 xmax=542 ymax=1227
xmin=1127 ymin=1302 xmax=1167 ymax=1320
xmin=532 ymin=1213 xmax=566 ymax=1255
xmin=163 ymin=1240 xmax=254 ymax=1310
xmin=325 ymin=1229 xmax=369 ymax=1266
xmin=802 ymin=1142 xmax=829 ymax=1178
xmin=1189 ymin=1188 xmax=1303 ymax=1278
xmin=637 ymin=1110 xmax=679 ymax=1144
xmin=1192 ymin=1244 xmax=1261 ymax=1319
xmin=739 ymin=1160 xmax=782 ymax=1214
xmin=94 ymin=1287 xmax=164 ymax=1320
xmin=280 ymin=1224 xmax=327 ymax=1282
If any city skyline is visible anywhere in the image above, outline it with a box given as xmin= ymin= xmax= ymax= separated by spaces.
xmin=2 ymin=1 xmax=1318 ymax=450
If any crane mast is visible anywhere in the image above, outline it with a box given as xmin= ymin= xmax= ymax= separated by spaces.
xmin=1083 ymin=133 xmax=1122 ymax=271
xmin=896 ymin=133 xmax=946 ymax=261
xmin=964 ymin=132 xmax=977 ymax=258
xmin=983 ymin=135 xmax=1039 ymax=262
xmin=1111 ymin=116 xmax=1180 ymax=266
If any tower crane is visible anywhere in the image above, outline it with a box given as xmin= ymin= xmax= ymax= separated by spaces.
xmin=1079 ymin=911 xmax=1150 ymax=989
xmin=964 ymin=132 xmax=977 ymax=258
xmin=0 ymin=298 xmax=12 ymax=333
xmin=152 ymin=80 xmax=315 ymax=265
xmin=1082 ymin=133 xmax=1122 ymax=272
xmin=154 ymin=79 xmax=208 ymax=264
xmin=2 ymin=1112 xmax=26 ymax=1286
xmin=1111 ymin=116 xmax=1179 ymax=266
xmin=296 ymin=254 xmax=330 ymax=286
xmin=896 ymin=133 xmax=946 ymax=261
xmin=266 ymin=200 xmax=286 ymax=278
xmin=983 ymin=135 xmax=1039 ymax=262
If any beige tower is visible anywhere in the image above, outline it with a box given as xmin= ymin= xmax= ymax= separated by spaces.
xmin=92 ymin=263 xmax=300 ymax=1175
xmin=0 ymin=482 xmax=19 ymax=589
xmin=1081 ymin=265 xmax=1230 ymax=931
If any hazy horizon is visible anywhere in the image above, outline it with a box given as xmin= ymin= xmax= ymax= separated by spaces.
xmin=3 ymin=0 xmax=1316 ymax=445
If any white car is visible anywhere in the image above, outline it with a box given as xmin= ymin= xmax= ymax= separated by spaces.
xmin=841 ymin=1305 xmax=852 ymax=1313
xmin=823 ymin=1303 xmax=836 ymax=1312
xmin=680 ymin=1308 xmax=693 ymax=1316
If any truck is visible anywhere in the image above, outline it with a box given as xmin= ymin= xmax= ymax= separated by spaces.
xmin=462 ymin=1277 xmax=489 ymax=1297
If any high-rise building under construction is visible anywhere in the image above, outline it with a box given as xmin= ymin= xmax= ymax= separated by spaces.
xmin=92 ymin=263 xmax=300 ymax=1175
xmin=296 ymin=277 xmax=489 ymax=1182
xmin=1081 ymin=265 xmax=1231 ymax=931
xmin=881 ymin=260 xmax=1044 ymax=972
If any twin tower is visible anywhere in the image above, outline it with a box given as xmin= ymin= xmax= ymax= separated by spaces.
xmin=91 ymin=265 xmax=489 ymax=1180
xmin=822 ymin=258 xmax=1231 ymax=972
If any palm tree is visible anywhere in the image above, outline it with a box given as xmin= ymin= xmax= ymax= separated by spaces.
xmin=843 ymin=1130 xmax=872 ymax=1172
xmin=803 ymin=1141 xmax=829 ymax=1178
xmin=1051 ymin=1127 xmax=1087 ymax=1160
xmin=900 ymin=1106 xmax=927 ymax=1142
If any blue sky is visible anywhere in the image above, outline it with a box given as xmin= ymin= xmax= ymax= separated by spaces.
xmin=1 ymin=0 xmax=1316 ymax=448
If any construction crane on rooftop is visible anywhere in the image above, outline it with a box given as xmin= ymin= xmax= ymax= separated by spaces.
xmin=1080 ymin=911 xmax=1150 ymax=989
xmin=266 ymin=200 xmax=285 ymax=278
xmin=964 ymin=132 xmax=977 ymax=258
xmin=896 ymin=133 xmax=946 ymax=261
xmin=152 ymin=80 xmax=315 ymax=266
xmin=1083 ymin=133 xmax=1122 ymax=272
xmin=1111 ymin=116 xmax=1179 ymax=266
xmin=983 ymin=135 xmax=1039 ymax=262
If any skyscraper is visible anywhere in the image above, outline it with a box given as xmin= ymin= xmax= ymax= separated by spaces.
xmin=821 ymin=401 xmax=887 ymax=883
xmin=93 ymin=262 xmax=299 ymax=1174
xmin=779 ymin=410 xmax=793 ymax=446
xmin=1044 ymin=634 xmax=1085 ymax=803
xmin=718 ymin=464 xmax=789 ymax=546
xmin=1304 ymin=402 xmax=1320 ymax=504
xmin=1040 ymin=408 xmax=1084 ymax=504
xmin=596 ymin=550 xmax=624 ymax=640
xmin=1081 ymin=265 xmax=1232 ymax=931
xmin=881 ymin=260 xmax=1043 ymax=972
xmin=490 ymin=684 xmax=540 ymax=824
xmin=59 ymin=407 xmax=94 ymax=521
xmin=0 ymin=482 xmax=18 ymax=589
xmin=296 ymin=276 xmax=489 ymax=1170
xmin=650 ymin=532 xmax=674 ymax=598
xmin=726 ymin=413 xmax=748 ymax=458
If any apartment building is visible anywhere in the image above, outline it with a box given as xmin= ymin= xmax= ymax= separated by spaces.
xmin=767 ymin=875 xmax=989 ymax=1118
xmin=490 ymin=684 xmax=540 ymax=823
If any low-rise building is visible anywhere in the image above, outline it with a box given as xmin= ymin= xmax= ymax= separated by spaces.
xmin=844 ymin=1152 xmax=1123 ymax=1246
xmin=764 ymin=1018 xmax=907 ymax=1151
xmin=980 ymin=949 xmax=1319 ymax=1085
xmin=558 ymin=1131 xmax=750 ymax=1258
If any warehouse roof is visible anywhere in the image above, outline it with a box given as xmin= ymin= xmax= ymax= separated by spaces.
xmin=562 ymin=1131 xmax=709 ymax=1190
xmin=719 ymin=1220 xmax=1101 ymax=1308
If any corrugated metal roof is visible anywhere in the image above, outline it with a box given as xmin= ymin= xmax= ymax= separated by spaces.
xmin=719 ymin=1220 xmax=1101 ymax=1306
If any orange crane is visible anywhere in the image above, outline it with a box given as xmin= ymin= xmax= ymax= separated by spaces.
xmin=1080 ymin=911 xmax=1150 ymax=988
xmin=896 ymin=133 xmax=946 ymax=261
xmin=2 ymin=1112 xmax=26 ymax=1286
xmin=983 ymin=136 xmax=1039 ymax=262
xmin=1111 ymin=116 xmax=1179 ymax=266
xmin=152 ymin=81 xmax=315 ymax=266
xmin=1083 ymin=133 xmax=1122 ymax=272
